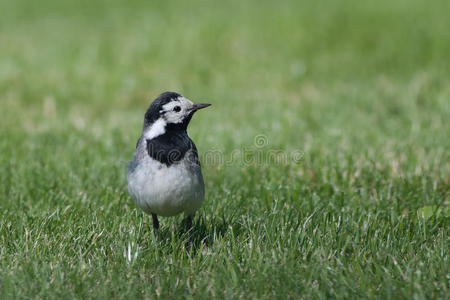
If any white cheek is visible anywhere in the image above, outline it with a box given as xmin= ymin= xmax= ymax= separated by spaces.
xmin=144 ymin=118 xmax=166 ymax=139
xmin=165 ymin=111 xmax=184 ymax=124
xmin=160 ymin=96 xmax=194 ymax=124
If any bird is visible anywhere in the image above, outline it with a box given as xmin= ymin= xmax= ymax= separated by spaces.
xmin=127 ymin=91 xmax=211 ymax=233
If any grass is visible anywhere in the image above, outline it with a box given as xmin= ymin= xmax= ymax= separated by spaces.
xmin=0 ymin=0 xmax=449 ymax=298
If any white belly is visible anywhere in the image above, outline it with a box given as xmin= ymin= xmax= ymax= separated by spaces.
xmin=127 ymin=155 xmax=204 ymax=217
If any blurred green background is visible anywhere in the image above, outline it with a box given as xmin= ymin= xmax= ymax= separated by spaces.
xmin=0 ymin=0 xmax=449 ymax=298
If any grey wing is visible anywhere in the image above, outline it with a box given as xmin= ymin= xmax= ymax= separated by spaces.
xmin=127 ymin=136 xmax=146 ymax=175
xmin=187 ymin=139 xmax=201 ymax=167
xmin=136 ymin=136 xmax=143 ymax=149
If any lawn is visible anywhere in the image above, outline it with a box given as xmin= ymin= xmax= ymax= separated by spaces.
xmin=0 ymin=0 xmax=449 ymax=298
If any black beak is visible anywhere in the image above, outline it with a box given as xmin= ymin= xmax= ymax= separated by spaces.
xmin=192 ymin=103 xmax=211 ymax=111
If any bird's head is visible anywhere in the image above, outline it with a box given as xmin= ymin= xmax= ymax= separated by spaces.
xmin=142 ymin=92 xmax=211 ymax=139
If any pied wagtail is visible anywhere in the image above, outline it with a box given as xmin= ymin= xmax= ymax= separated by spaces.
xmin=127 ymin=92 xmax=211 ymax=232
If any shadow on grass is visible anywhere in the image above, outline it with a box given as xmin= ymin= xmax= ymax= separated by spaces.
xmin=141 ymin=214 xmax=243 ymax=254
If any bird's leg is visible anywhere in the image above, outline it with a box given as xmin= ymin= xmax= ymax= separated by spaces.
xmin=183 ymin=214 xmax=194 ymax=245
xmin=151 ymin=213 xmax=159 ymax=233
xmin=185 ymin=214 xmax=193 ymax=230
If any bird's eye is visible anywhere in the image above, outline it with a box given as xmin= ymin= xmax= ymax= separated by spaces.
xmin=173 ymin=106 xmax=181 ymax=112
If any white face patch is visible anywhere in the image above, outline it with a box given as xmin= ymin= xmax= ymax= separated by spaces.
xmin=160 ymin=96 xmax=194 ymax=124
xmin=143 ymin=118 xmax=167 ymax=140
